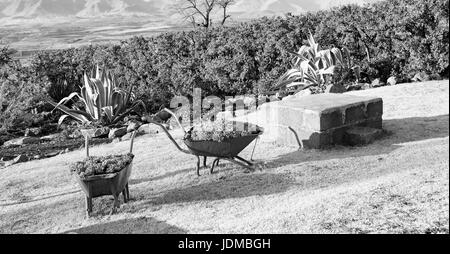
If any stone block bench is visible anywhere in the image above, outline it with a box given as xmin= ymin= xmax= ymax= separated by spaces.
xmin=234 ymin=93 xmax=383 ymax=149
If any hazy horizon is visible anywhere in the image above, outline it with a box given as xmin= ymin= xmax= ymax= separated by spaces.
xmin=0 ymin=0 xmax=381 ymax=54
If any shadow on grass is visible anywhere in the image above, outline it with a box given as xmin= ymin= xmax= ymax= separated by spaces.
xmin=151 ymin=172 xmax=295 ymax=205
xmin=129 ymin=115 xmax=449 ymax=206
xmin=265 ymin=114 xmax=449 ymax=169
xmin=129 ymin=158 xmax=238 ymax=186
xmin=64 ymin=216 xmax=187 ymax=234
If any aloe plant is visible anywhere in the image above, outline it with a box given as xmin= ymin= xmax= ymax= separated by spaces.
xmin=272 ymin=32 xmax=358 ymax=93
xmin=50 ymin=66 xmax=145 ymax=127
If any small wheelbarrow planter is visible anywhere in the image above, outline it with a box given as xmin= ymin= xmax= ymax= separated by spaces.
xmin=146 ymin=110 xmax=263 ymax=176
xmin=72 ymin=129 xmax=137 ymax=217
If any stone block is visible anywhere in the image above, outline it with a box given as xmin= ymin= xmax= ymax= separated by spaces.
xmin=345 ymin=104 xmax=366 ymax=124
xmin=366 ymin=100 xmax=383 ymax=119
xmin=236 ymin=93 xmax=383 ymax=148
xmin=344 ymin=127 xmax=384 ymax=146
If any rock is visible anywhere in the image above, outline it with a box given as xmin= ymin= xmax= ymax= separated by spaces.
xmin=429 ymin=73 xmax=442 ymax=80
xmin=3 ymin=137 xmax=40 ymax=148
xmin=123 ymin=115 xmax=140 ymax=122
xmin=293 ymin=88 xmax=312 ymax=98
xmin=325 ymin=84 xmax=346 ymax=93
xmin=68 ymin=129 xmax=82 ymax=139
xmin=412 ymin=72 xmax=430 ymax=82
xmin=109 ymin=127 xmax=127 ymax=139
xmin=127 ymin=121 xmax=142 ymax=133
xmin=138 ymin=124 xmax=161 ymax=135
xmin=347 ymin=83 xmax=363 ymax=91
xmin=24 ymin=127 xmax=42 ymax=137
xmin=40 ymin=134 xmax=59 ymax=142
xmin=155 ymin=110 xmax=172 ymax=122
xmin=344 ymin=127 xmax=383 ymax=146
xmin=371 ymin=79 xmax=386 ymax=88
xmin=361 ymin=83 xmax=372 ymax=90
xmin=93 ymin=127 xmax=110 ymax=138
xmin=371 ymin=78 xmax=381 ymax=87
xmin=45 ymin=152 xmax=60 ymax=158
xmin=387 ymin=76 xmax=397 ymax=86
xmin=14 ymin=154 xmax=29 ymax=164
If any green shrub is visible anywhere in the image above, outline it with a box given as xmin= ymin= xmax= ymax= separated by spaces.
xmin=0 ymin=60 xmax=53 ymax=132
xmin=3 ymin=0 xmax=448 ymax=122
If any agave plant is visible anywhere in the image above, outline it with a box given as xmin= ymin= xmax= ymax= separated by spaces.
xmin=272 ymin=32 xmax=359 ymax=93
xmin=50 ymin=66 xmax=145 ymax=127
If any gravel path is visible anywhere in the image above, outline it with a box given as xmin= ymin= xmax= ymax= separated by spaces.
xmin=0 ymin=80 xmax=448 ymax=234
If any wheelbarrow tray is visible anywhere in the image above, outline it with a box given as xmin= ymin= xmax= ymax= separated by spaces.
xmin=75 ymin=162 xmax=133 ymax=198
xmin=183 ymin=134 xmax=260 ymax=158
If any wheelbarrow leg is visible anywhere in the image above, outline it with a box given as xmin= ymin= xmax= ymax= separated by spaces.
xmin=85 ymin=196 xmax=93 ymax=218
xmin=210 ymin=158 xmax=220 ymax=174
xmin=196 ymin=156 xmax=201 ymax=176
xmin=250 ymin=136 xmax=260 ymax=161
xmin=235 ymin=156 xmax=253 ymax=166
xmin=203 ymin=156 xmax=207 ymax=168
xmin=224 ymin=157 xmax=253 ymax=171
xmin=110 ymin=194 xmax=120 ymax=215
xmin=122 ymin=189 xmax=128 ymax=203
xmin=125 ymin=183 xmax=130 ymax=200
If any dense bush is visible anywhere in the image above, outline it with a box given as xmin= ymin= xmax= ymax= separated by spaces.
xmin=1 ymin=0 xmax=448 ymax=131
xmin=0 ymin=56 xmax=53 ymax=132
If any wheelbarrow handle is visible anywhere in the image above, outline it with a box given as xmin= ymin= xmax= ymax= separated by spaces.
xmin=162 ymin=108 xmax=186 ymax=135
xmin=147 ymin=119 xmax=191 ymax=155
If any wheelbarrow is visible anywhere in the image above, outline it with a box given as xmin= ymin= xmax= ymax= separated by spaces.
xmin=76 ymin=129 xmax=137 ymax=217
xmin=146 ymin=109 xmax=263 ymax=176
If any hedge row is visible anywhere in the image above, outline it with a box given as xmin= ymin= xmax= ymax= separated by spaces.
xmin=1 ymin=0 xmax=449 ymax=130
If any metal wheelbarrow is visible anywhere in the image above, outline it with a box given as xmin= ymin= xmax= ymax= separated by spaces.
xmin=146 ymin=110 xmax=263 ymax=176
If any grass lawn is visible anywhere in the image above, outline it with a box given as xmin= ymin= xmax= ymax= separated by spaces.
xmin=0 ymin=80 xmax=448 ymax=234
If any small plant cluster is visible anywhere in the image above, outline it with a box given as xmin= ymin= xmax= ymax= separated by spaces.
xmin=185 ymin=120 xmax=261 ymax=142
xmin=70 ymin=153 xmax=134 ymax=179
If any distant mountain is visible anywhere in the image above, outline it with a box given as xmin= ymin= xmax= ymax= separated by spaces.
xmin=0 ymin=0 xmax=168 ymax=18
xmin=0 ymin=0 xmax=380 ymax=21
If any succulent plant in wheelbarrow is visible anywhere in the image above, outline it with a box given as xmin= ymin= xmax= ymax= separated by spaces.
xmin=50 ymin=65 xmax=144 ymax=217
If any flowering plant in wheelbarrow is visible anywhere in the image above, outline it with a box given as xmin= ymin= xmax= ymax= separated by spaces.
xmin=70 ymin=153 xmax=134 ymax=180
xmin=185 ymin=119 xmax=262 ymax=142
